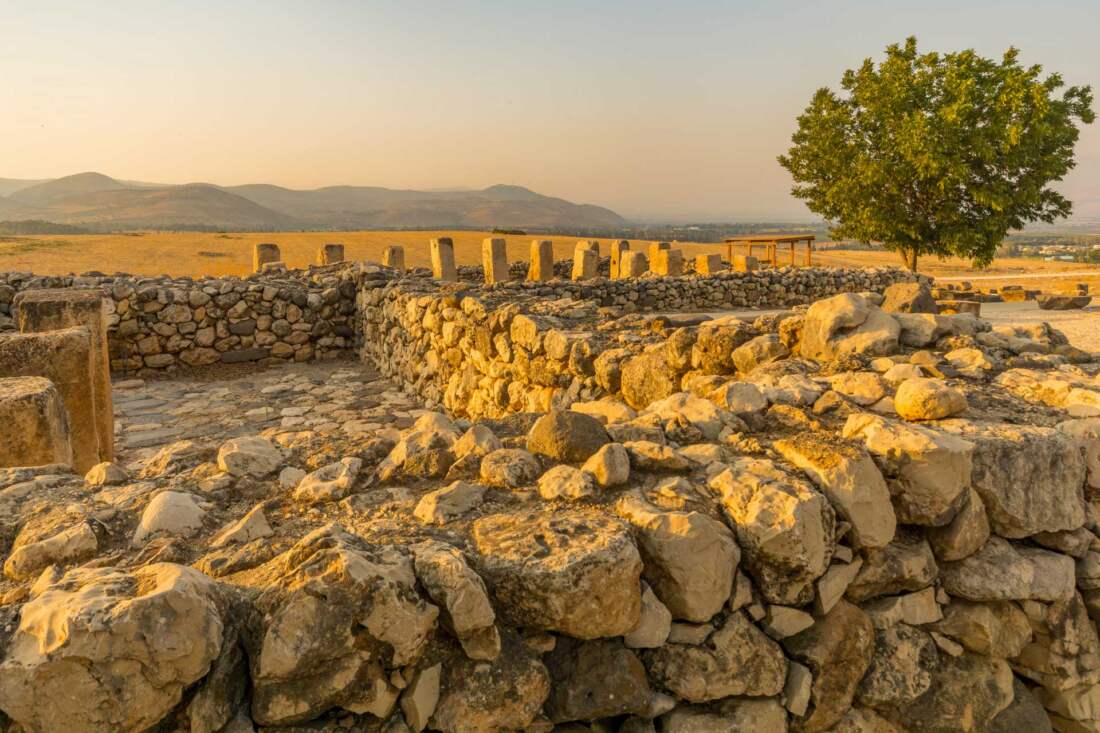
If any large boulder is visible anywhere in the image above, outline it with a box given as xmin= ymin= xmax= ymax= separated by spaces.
xmin=844 ymin=529 xmax=938 ymax=603
xmin=430 ymin=631 xmax=550 ymax=733
xmin=929 ymin=599 xmax=1032 ymax=658
xmin=940 ymin=536 xmax=1076 ymax=603
xmin=644 ymin=611 xmax=788 ymax=702
xmin=881 ymin=281 xmax=938 ymax=314
xmin=377 ymin=412 xmax=460 ymax=481
xmin=894 ymin=378 xmax=967 ymax=421
xmin=470 ymin=510 xmax=642 ymax=638
xmin=691 ymin=323 xmax=754 ymax=374
xmin=227 ymin=525 xmax=438 ymax=726
xmin=732 ymin=333 xmax=790 ymax=374
xmin=938 ymin=420 xmax=1087 ymax=538
xmin=856 ymin=623 xmax=939 ymax=710
xmin=526 ymin=409 xmax=610 ymax=463
xmin=543 ymin=638 xmax=651 ymax=722
xmin=1038 ymin=294 xmax=1092 ymax=310
xmin=412 ymin=541 xmax=500 ymax=661
xmin=881 ymin=652 xmax=1014 ymax=732
xmin=616 ymin=491 xmax=739 ymax=622
xmin=0 ymin=563 xmax=224 ymax=733
xmin=643 ymin=392 xmax=729 ymax=441
xmin=775 ymin=432 xmax=896 ymax=549
xmin=216 ymin=435 xmax=282 ymax=477
xmin=782 ymin=600 xmax=875 ymax=732
xmin=801 ymin=293 xmax=900 ymax=361
xmin=708 ymin=457 xmax=835 ymax=605
xmin=843 ymin=414 xmax=972 ymax=527
xmin=621 ymin=350 xmax=678 ymax=410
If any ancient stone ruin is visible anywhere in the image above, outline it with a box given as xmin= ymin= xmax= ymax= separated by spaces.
xmin=0 ymin=240 xmax=1098 ymax=732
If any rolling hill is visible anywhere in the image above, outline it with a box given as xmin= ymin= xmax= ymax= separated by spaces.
xmin=0 ymin=172 xmax=628 ymax=230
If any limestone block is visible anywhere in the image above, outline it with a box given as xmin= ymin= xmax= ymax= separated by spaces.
xmin=695 ymin=253 xmax=723 ymax=275
xmin=316 ymin=243 xmax=344 ymax=265
xmin=481 ymin=238 xmax=509 ymax=284
xmin=528 ymin=240 xmax=554 ymax=282
xmin=15 ymin=288 xmax=114 ymax=462
xmin=621 ymin=251 xmax=649 ymax=278
xmin=0 ymin=376 xmax=72 ymax=468
xmin=648 ymin=241 xmax=671 ymax=262
xmin=653 ymin=249 xmax=684 ymax=276
xmin=0 ymin=328 xmax=101 ymax=472
xmin=430 ymin=237 xmax=457 ymax=281
xmin=383 ymin=245 xmax=406 ymax=271
xmin=253 ymin=242 xmax=281 ymax=272
xmin=572 ymin=247 xmax=598 ymax=281
xmin=732 ymin=254 xmax=759 ymax=272
xmin=610 ymin=240 xmax=630 ymax=279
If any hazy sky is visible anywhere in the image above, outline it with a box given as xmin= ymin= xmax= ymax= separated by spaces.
xmin=1 ymin=0 xmax=1097 ymax=221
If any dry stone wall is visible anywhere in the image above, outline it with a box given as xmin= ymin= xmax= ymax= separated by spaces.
xmin=0 ymin=266 xmax=359 ymax=375
xmin=360 ymin=265 xmax=920 ymax=418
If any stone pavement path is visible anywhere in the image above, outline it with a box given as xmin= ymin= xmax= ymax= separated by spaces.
xmin=113 ymin=359 xmax=422 ymax=463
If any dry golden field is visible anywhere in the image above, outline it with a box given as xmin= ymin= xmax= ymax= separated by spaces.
xmin=2 ymin=229 xmax=1100 ymax=294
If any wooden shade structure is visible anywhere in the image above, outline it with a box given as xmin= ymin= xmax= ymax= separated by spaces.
xmin=724 ymin=234 xmax=815 ymax=267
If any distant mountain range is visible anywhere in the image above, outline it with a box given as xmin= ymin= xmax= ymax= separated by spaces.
xmin=0 ymin=172 xmax=628 ymax=230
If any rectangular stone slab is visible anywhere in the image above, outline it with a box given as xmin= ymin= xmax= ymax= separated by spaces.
xmin=0 ymin=376 xmax=73 ymax=469
xmin=14 ymin=289 xmax=114 ymax=463
xmin=0 ymin=328 xmax=99 ymax=472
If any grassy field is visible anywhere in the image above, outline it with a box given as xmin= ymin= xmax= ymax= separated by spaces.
xmin=2 ymin=230 xmax=1100 ymax=294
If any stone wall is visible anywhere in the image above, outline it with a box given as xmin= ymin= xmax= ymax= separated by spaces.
xmin=0 ymin=266 xmax=359 ymax=375
xmin=360 ymin=265 xmax=920 ymax=417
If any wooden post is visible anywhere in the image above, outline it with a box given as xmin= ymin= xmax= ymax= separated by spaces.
xmin=790 ymin=241 xmax=796 ymax=267
xmin=805 ymin=239 xmax=812 ymax=266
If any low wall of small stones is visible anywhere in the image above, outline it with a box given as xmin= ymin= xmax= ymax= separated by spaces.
xmin=360 ymin=266 xmax=920 ymax=417
xmin=0 ymin=266 xmax=360 ymax=375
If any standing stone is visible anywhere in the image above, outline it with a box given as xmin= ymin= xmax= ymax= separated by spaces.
xmin=577 ymin=239 xmax=600 ymax=258
xmin=695 ymin=253 xmax=723 ymax=275
xmin=383 ymin=245 xmax=406 ymax=272
xmin=0 ymin=328 xmax=100 ymax=472
xmin=16 ymin=289 xmax=114 ymax=463
xmin=610 ymin=240 xmax=630 ymax=279
xmin=653 ymin=249 xmax=684 ymax=276
xmin=649 ymin=241 xmax=671 ymax=262
xmin=572 ymin=246 xmax=598 ymax=281
xmin=253 ymin=242 xmax=281 ymax=273
xmin=481 ymin=238 xmax=509 ymax=284
xmin=315 ymin=243 xmax=344 ymax=265
xmin=621 ymin=251 xmax=649 ymax=278
xmin=733 ymin=254 xmax=759 ymax=272
xmin=0 ymin=377 xmax=72 ymax=468
xmin=528 ymin=240 xmax=554 ymax=282
xmin=430 ymin=238 xmax=457 ymax=281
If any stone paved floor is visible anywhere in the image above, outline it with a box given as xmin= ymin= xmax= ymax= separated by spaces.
xmin=113 ymin=359 xmax=423 ymax=464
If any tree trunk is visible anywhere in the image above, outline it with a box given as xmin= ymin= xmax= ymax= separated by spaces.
xmin=901 ymin=247 xmax=918 ymax=272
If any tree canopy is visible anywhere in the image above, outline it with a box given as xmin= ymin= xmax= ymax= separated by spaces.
xmin=778 ymin=37 xmax=1094 ymax=270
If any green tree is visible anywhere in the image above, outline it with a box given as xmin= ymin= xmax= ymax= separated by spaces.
xmin=778 ymin=38 xmax=1094 ymax=271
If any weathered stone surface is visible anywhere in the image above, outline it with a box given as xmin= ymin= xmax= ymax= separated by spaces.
xmin=413 ymin=480 xmax=485 ymax=525
xmin=4 ymin=521 xmax=98 ymax=581
xmin=217 ymin=435 xmax=283 ymax=477
xmin=478 ymin=448 xmax=540 ymax=488
xmin=929 ymin=599 xmax=1032 ymax=658
xmin=624 ymin=582 xmax=672 ymax=649
xmin=581 ymin=442 xmax=630 ymax=487
xmin=881 ymin=281 xmax=938 ymax=314
xmin=775 ymin=432 xmax=896 ymax=549
xmin=783 ymin=600 xmax=875 ymax=732
xmin=990 ymin=679 xmax=1053 ymax=733
xmin=1013 ymin=591 xmax=1100 ymax=692
xmin=938 ymin=420 xmax=1087 ymax=538
xmin=801 ymin=293 xmax=900 ymax=361
xmin=708 ymin=457 xmax=835 ymax=605
xmin=471 ymin=511 xmax=642 ymax=638
xmin=894 ymin=378 xmax=967 ymax=421
xmin=845 ymin=529 xmax=938 ymax=603
xmin=621 ymin=350 xmax=678 ymax=410
xmin=0 ymin=563 xmax=223 ymax=733
xmin=732 ymin=333 xmax=790 ymax=374
xmin=856 ymin=623 xmax=938 ymax=709
xmin=844 ymin=414 xmax=972 ymax=527
xmin=940 ymin=537 xmax=1075 ymax=602
xmin=661 ymin=698 xmax=789 ymax=732
xmin=0 ymin=376 xmax=72 ymax=469
xmin=643 ymin=392 xmax=729 ymax=441
xmin=880 ymin=652 xmax=1014 ymax=733
xmin=925 ymin=488 xmax=989 ymax=562
xmin=644 ymin=611 xmax=788 ymax=702
xmin=527 ymin=409 xmax=610 ymax=463
xmin=543 ymin=638 xmax=651 ymax=722
xmin=617 ymin=491 xmax=739 ymax=622
xmin=537 ymin=464 xmax=595 ymax=500
xmin=293 ymin=457 xmax=362 ymax=504
xmin=229 ymin=526 xmax=438 ymax=726
xmin=413 ymin=541 xmax=499 ymax=661
xmin=132 ymin=490 xmax=207 ymax=545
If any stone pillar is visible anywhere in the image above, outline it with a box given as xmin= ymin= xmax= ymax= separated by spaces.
xmin=317 ymin=243 xmax=344 ymax=265
xmin=572 ymin=245 xmax=598 ymax=281
xmin=382 ymin=245 xmax=406 ymax=272
xmin=648 ymin=241 xmax=670 ymax=263
xmin=482 ymin=238 xmax=510 ymax=284
xmin=254 ymin=243 xmax=281 ymax=273
xmin=0 ymin=328 xmax=99 ymax=472
xmin=732 ymin=255 xmax=759 ymax=272
xmin=621 ymin=251 xmax=649 ymax=278
xmin=576 ymin=240 xmax=600 ymax=259
xmin=610 ymin=240 xmax=630 ymax=279
xmin=430 ymin=238 xmax=457 ymax=281
xmin=695 ymin=253 xmax=723 ymax=275
xmin=653 ymin=249 xmax=684 ymax=276
xmin=0 ymin=377 xmax=72 ymax=468
xmin=528 ymin=240 xmax=554 ymax=282
xmin=15 ymin=289 xmax=113 ymax=463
